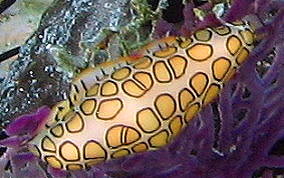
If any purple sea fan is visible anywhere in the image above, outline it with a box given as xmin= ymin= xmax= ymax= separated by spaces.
xmin=0 ymin=106 xmax=51 ymax=178
xmin=0 ymin=0 xmax=284 ymax=177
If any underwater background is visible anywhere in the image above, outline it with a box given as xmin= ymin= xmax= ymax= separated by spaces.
xmin=0 ymin=0 xmax=283 ymax=177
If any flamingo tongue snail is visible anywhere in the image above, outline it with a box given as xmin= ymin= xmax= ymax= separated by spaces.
xmin=28 ymin=20 xmax=255 ymax=171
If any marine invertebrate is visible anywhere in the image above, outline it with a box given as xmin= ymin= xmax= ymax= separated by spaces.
xmin=0 ymin=0 xmax=284 ymax=177
xmin=26 ymin=19 xmax=255 ymax=170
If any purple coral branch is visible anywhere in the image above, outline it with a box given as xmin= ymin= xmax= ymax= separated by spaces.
xmin=218 ymin=81 xmax=234 ymax=154
xmin=223 ymin=0 xmax=256 ymax=22
xmin=180 ymin=2 xmax=196 ymax=36
xmin=265 ymin=156 xmax=284 ymax=168
xmin=5 ymin=106 xmax=50 ymax=137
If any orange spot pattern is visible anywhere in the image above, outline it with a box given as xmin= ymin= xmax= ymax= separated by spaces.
xmin=28 ymin=21 xmax=255 ymax=170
